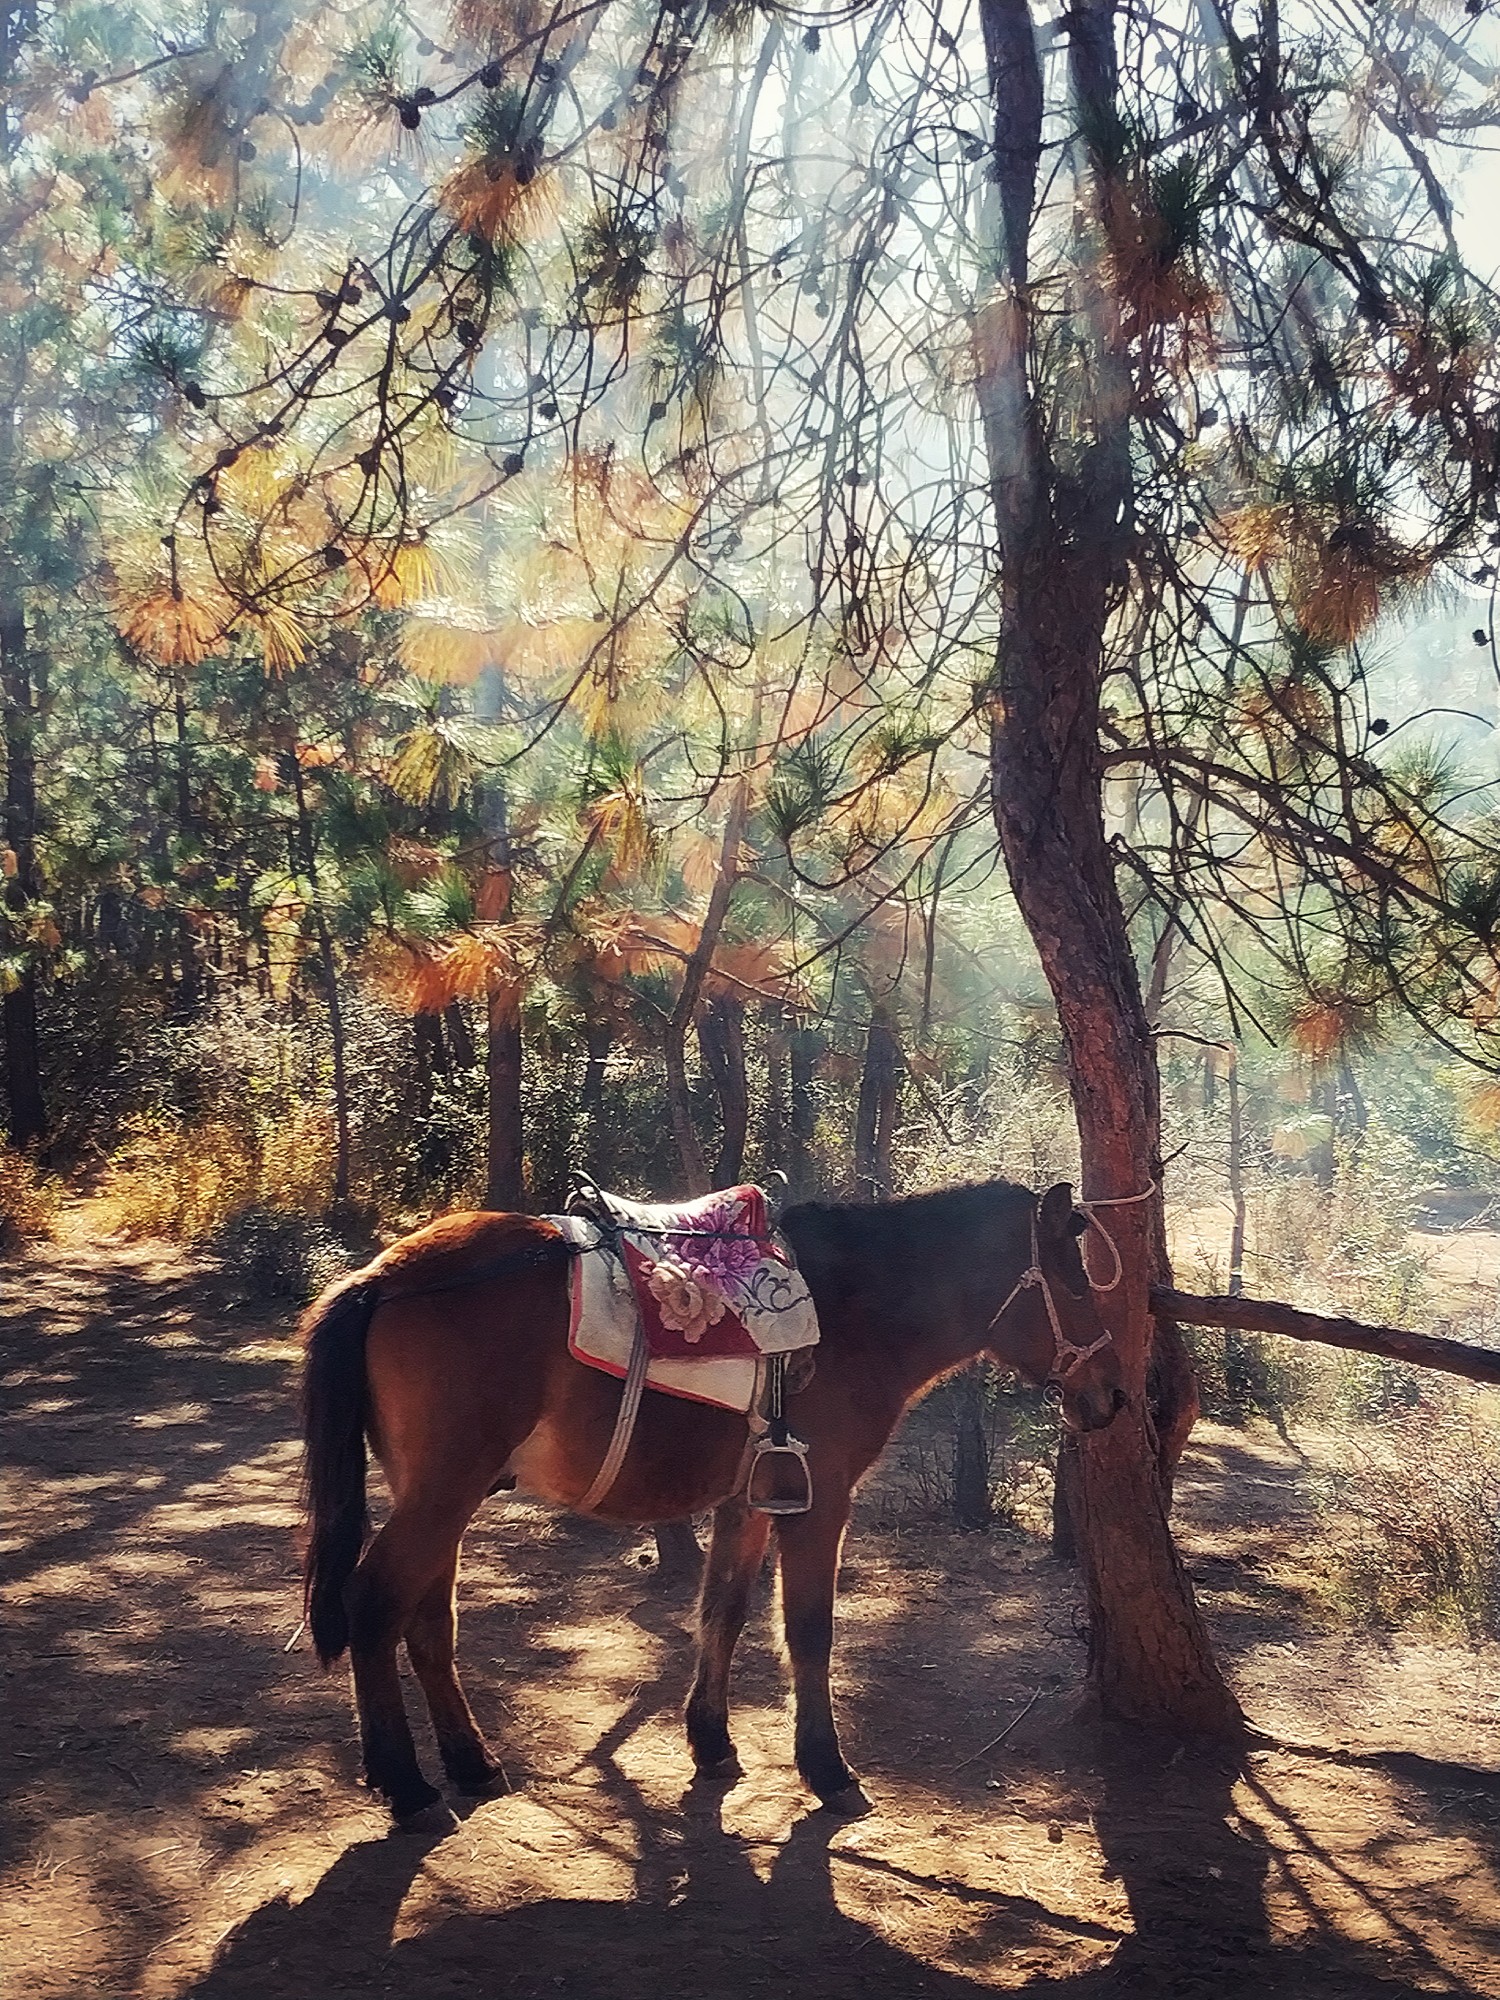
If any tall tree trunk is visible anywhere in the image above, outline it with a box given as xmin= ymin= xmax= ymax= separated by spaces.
xmin=172 ymin=678 xmax=202 ymax=1020
xmin=762 ymin=1002 xmax=788 ymax=1175
xmin=787 ymin=1025 xmax=819 ymax=1198
xmin=979 ymin=0 xmax=1240 ymax=1737
xmin=1 ymin=586 xmax=44 ymax=1150
xmin=853 ymin=1003 xmax=899 ymax=1199
xmin=444 ymin=999 xmax=476 ymax=1071
xmin=414 ymin=1009 xmax=450 ymax=1179
xmin=580 ymin=1017 xmax=612 ymax=1126
xmin=665 ymin=778 xmax=750 ymax=1197
xmin=698 ymin=992 xmax=748 ymax=1189
xmin=1227 ymin=1050 xmax=1247 ymax=1299
xmin=474 ymin=758 xmax=524 ymax=1213
xmin=1309 ymin=1071 xmax=1337 ymax=1187
xmin=289 ymin=751 xmax=351 ymax=1206
xmin=485 ymin=980 xmax=524 ymax=1210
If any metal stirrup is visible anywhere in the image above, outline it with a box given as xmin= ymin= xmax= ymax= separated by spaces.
xmin=747 ymin=1352 xmax=812 ymax=1514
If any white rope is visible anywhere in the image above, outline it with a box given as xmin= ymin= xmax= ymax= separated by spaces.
xmin=1076 ymin=1181 xmax=1157 ymax=1294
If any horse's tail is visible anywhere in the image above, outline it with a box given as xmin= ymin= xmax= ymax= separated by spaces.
xmin=300 ymin=1272 xmax=382 ymax=1668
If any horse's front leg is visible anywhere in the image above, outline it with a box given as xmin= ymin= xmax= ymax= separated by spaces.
xmin=775 ymin=1493 xmax=868 ymax=1814
xmin=685 ymin=1496 xmax=771 ymax=1779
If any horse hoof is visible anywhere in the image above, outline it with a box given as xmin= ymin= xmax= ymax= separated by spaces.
xmin=693 ymin=1753 xmax=743 ymax=1784
xmin=453 ymin=1765 xmax=511 ymax=1799
xmin=820 ymin=1783 xmax=873 ymax=1818
xmin=395 ymin=1797 xmax=458 ymax=1836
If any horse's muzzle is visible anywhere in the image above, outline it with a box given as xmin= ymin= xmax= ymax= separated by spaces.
xmin=1064 ymin=1382 xmax=1128 ymax=1433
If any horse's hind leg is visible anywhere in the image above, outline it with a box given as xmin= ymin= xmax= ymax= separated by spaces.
xmin=406 ymin=1546 xmax=507 ymax=1796
xmin=345 ymin=1502 xmax=472 ymax=1820
xmin=685 ymin=1497 xmax=771 ymax=1779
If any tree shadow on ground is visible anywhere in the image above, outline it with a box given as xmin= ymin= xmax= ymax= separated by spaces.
xmin=181 ymin=1742 xmax=1474 ymax=2000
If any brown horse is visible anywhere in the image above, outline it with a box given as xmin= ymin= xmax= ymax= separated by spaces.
xmin=300 ymin=1178 xmax=1125 ymax=1822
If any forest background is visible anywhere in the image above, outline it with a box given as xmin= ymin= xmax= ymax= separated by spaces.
xmin=6 ymin=0 xmax=1500 ymax=1665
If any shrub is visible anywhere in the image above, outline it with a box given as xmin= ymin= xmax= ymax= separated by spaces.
xmin=868 ymin=1364 xmax=1057 ymax=1533
xmin=210 ymin=1204 xmax=352 ymax=1304
xmin=0 ymin=1145 xmax=62 ymax=1252
xmin=895 ymin=1058 xmax=1079 ymax=1195
xmin=1173 ymin=1122 xmax=1437 ymax=1429
xmin=1321 ymin=1392 xmax=1500 ymax=1640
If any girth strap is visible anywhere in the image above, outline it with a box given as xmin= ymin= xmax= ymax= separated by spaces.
xmin=576 ymin=1317 xmax=652 ymax=1513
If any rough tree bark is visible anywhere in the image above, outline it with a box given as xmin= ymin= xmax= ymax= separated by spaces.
xmin=979 ymin=0 xmax=1241 ymax=1736
xmin=1156 ymin=1288 xmax=1500 ymax=1386
xmin=1 ymin=584 xmax=45 ymax=1149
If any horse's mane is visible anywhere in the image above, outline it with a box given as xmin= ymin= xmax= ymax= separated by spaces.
xmin=780 ymin=1177 xmax=1036 ymax=1268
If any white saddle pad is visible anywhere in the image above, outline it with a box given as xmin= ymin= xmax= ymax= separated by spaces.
xmin=552 ymin=1215 xmax=763 ymax=1414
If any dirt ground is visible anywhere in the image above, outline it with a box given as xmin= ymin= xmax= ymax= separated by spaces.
xmin=4 ymin=1214 xmax=1499 ymax=2000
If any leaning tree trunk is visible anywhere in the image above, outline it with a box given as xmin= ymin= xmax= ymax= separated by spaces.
xmin=991 ymin=586 xmax=1237 ymax=1735
xmin=979 ymin=0 xmax=1240 ymax=1737
xmin=1 ymin=585 xmax=45 ymax=1150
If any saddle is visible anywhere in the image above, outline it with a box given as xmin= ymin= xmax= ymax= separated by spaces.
xmin=555 ymin=1180 xmax=819 ymax=1515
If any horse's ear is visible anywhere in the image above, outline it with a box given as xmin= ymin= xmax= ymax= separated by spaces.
xmin=1038 ymin=1182 xmax=1075 ymax=1239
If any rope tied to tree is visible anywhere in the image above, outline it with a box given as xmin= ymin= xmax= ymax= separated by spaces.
xmin=1075 ymin=1181 xmax=1158 ymax=1294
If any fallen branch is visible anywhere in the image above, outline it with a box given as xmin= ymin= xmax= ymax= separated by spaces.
xmin=950 ymin=1687 xmax=1046 ymax=1770
xmin=1152 ymin=1286 xmax=1500 ymax=1387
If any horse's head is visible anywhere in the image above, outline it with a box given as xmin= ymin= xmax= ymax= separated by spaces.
xmin=983 ymin=1182 xmax=1127 ymax=1434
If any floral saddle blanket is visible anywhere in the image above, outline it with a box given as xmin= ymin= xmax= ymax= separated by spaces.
xmin=552 ymin=1183 xmax=820 ymax=1415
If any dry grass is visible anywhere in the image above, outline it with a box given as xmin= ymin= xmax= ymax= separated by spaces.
xmin=0 ymin=1145 xmax=63 ymax=1250
xmin=96 ymin=1104 xmax=337 ymax=1241
xmin=1317 ymin=1388 xmax=1500 ymax=1641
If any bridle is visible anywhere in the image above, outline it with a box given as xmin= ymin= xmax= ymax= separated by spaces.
xmin=987 ymin=1185 xmax=1155 ymax=1389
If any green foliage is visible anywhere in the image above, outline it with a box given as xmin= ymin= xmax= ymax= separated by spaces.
xmin=210 ymin=1204 xmax=351 ymax=1305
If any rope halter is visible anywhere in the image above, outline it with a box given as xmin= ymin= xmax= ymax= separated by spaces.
xmin=987 ymin=1183 xmax=1156 ymax=1386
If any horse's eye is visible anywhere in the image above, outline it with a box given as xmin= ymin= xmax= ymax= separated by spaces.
xmin=1043 ymin=1382 xmax=1064 ymax=1408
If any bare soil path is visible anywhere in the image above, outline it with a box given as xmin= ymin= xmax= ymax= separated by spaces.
xmin=3 ymin=1218 xmax=1498 ymax=1999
